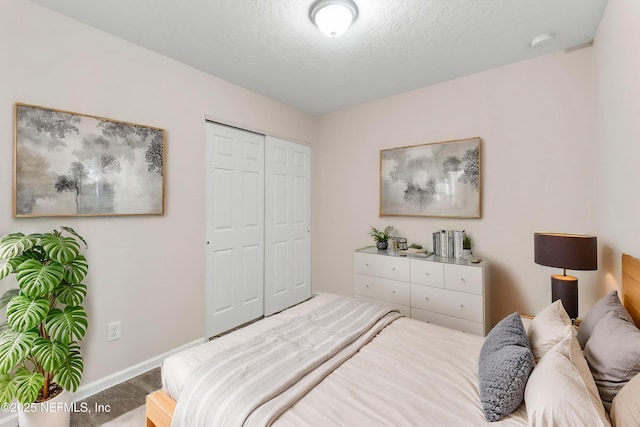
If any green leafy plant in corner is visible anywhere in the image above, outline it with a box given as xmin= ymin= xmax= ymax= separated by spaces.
xmin=369 ymin=226 xmax=393 ymax=243
xmin=0 ymin=226 xmax=88 ymax=404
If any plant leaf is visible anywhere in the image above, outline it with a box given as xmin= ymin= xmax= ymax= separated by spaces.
xmin=6 ymin=296 xmax=50 ymax=333
xmin=16 ymin=259 xmax=64 ymax=297
xmin=0 ymin=288 xmax=20 ymax=310
xmin=0 ymin=254 xmax=36 ymax=281
xmin=0 ymin=330 xmax=38 ymax=374
xmin=55 ymin=282 xmax=87 ymax=307
xmin=40 ymin=233 xmax=80 ymax=264
xmin=54 ymin=343 xmax=83 ymax=392
xmin=13 ymin=367 xmax=44 ymax=405
xmin=0 ymin=233 xmax=38 ymax=260
xmin=32 ymin=338 xmax=69 ymax=373
xmin=63 ymin=255 xmax=88 ymax=284
xmin=0 ymin=373 xmax=16 ymax=404
xmin=0 ymin=260 xmax=14 ymax=281
xmin=45 ymin=306 xmax=88 ymax=344
xmin=60 ymin=226 xmax=87 ymax=249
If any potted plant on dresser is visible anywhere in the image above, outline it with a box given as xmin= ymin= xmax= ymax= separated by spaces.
xmin=0 ymin=227 xmax=88 ymax=427
xmin=369 ymin=226 xmax=394 ymax=250
xmin=463 ymin=234 xmax=473 ymax=260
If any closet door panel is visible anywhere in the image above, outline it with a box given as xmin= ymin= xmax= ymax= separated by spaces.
xmin=264 ymin=137 xmax=311 ymax=315
xmin=272 ymin=240 xmax=288 ymax=295
xmin=241 ymin=244 xmax=262 ymax=304
xmin=206 ymin=123 xmax=264 ymax=338
xmin=211 ymin=249 xmax=233 ymax=314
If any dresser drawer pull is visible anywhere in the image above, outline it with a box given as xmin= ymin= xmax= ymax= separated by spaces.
xmin=392 ymin=267 xmax=395 ymax=271
xmin=425 ymin=297 xmax=429 ymax=301
xmin=425 ymin=272 xmax=430 ymax=276
xmin=392 ymin=290 xmax=396 ymax=294
xmin=366 ymin=285 xmax=369 ymax=288
xmin=460 ymin=278 xmax=466 ymax=283
xmin=460 ymin=304 xmax=464 ymax=308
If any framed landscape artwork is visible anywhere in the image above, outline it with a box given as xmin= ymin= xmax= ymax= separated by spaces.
xmin=14 ymin=103 xmax=165 ymax=217
xmin=380 ymin=137 xmax=481 ymax=218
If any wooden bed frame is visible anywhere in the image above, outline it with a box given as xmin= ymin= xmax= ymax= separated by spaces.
xmin=622 ymin=253 xmax=640 ymax=327
xmin=145 ymin=253 xmax=640 ymax=427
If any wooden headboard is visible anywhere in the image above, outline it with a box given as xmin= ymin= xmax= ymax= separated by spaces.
xmin=622 ymin=253 xmax=640 ymax=327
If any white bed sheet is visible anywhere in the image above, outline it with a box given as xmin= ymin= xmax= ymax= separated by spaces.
xmin=162 ymin=293 xmax=528 ymax=426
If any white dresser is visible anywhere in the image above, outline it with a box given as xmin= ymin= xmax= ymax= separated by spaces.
xmin=354 ymin=247 xmax=489 ymax=336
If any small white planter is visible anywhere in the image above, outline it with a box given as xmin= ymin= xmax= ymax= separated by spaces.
xmin=18 ymin=389 xmax=71 ymax=427
xmin=462 ymin=249 xmax=472 ymax=260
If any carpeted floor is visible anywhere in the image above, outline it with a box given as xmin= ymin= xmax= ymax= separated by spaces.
xmin=70 ymin=367 xmax=161 ymax=427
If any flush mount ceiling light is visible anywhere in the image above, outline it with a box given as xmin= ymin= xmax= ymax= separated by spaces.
xmin=309 ymin=0 xmax=359 ymax=38
xmin=531 ymin=33 xmax=554 ymax=48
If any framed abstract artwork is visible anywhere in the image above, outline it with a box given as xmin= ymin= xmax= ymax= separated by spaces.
xmin=380 ymin=137 xmax=481 ymax=218
xmin=14 ymin=103 xmax=165 ymax=217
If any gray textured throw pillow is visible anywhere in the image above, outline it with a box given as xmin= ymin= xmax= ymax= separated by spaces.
xmin=584 ymin=310 xmax=640 ymax=411
xmin=479 ymin=312 xmax=534 ymax=422
xmin=577 ymin=290 xmax=633 ymax=349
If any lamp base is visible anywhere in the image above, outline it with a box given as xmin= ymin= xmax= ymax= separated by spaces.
xmin=551 ymin=275 xmax=578 ymax=319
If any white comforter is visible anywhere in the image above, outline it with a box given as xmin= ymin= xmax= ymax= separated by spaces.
xmin=162 ymin=293 xmax=528 ymax=426
xmin=171 ymin=297 xmax=400 ymax=426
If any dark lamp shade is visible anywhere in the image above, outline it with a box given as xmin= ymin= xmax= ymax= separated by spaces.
xmin=534 ymin=233 xmax=597 ymax=271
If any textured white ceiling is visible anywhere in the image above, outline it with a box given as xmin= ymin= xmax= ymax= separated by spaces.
xmin=28 ymin=0 xmax=608 ymax=116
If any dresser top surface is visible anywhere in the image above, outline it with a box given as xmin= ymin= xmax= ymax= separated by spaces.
xmin=356 ymin=246 xmax=487 ymax=267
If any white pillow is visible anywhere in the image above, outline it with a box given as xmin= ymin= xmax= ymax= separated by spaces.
xmin=525 ymin=332 xmax=610 ymax=427
xmin=568 ymin=327 xmax=609 ymax=410
xmin=528 ymin=300 xmax=573 ymax=362
xmin=610 ymin=373 xmax=640 ymax=427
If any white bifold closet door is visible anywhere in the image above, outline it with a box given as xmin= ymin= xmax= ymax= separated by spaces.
xmin=264 ymin=136 xmax=311 ymax=316
xmin=205 ymin=123 xmax=310 ymax=338
xmin=205 ymin=123 xmax=265 ymax=337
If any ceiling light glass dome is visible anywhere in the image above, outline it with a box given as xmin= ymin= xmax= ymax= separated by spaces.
xmin=309 ymin=0 xmax=359 ymax=38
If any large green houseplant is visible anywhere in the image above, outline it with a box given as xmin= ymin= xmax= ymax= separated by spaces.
xmin=0 ymin=226 xmax=88 ymax=406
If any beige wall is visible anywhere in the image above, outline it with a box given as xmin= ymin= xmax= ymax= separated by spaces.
xmin=0 ymin=0 xmax=313 ymax=390
xmin=312 ymin=47 xmax=597 ymax=324
xmin=593 ymin=0 xmax=640 ymax=290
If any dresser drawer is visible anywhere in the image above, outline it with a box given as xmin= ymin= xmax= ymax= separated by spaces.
xmin=356 ymin=295 xmax=411 ymax=317
xmin=411 ymin=308 xmax=484 ymax=336
xmin=410 ymin=260 xmax=444 ymax=288
xmin=410 ymin=284 xmax=483 ymax=323
xmin=444 ymin=264 xmax=483 ymax=295
xmin=354 ymin=253 xmax=410 ymax=282
xmin=355 ymin=274 xmax=410 ymax=306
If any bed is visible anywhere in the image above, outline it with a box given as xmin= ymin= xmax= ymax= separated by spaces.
xmin=146 ymin=254 xmax=640 ymax=427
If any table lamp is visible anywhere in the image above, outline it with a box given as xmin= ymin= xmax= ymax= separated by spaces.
xmin=534 ymin=233 xmax=597 ymax=319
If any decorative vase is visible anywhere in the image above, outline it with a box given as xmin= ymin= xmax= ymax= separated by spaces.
xmin=18 ymin=389 xmax=71 ymax=427
xmin=376 ymin=240 xmax=388 ymax=250
xmin=463 ymin=249 xmax=471 ymax=260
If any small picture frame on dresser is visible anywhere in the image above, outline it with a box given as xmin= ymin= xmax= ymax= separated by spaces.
xmin=394 ymin=237 xmax=408 ymax=250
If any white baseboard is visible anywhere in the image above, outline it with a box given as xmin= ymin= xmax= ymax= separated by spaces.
xmin=0 ymin=337 xmax=205 ymax=427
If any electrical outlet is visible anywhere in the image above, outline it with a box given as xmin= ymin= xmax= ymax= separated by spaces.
xmin=107 ymin=321 xmax=121 ymax=342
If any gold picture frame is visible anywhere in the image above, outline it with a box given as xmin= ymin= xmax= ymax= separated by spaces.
xmin=380 ymin=137 xmax=481 ymax=218
xmin=14 ymin=103 xmax=165 ymax=217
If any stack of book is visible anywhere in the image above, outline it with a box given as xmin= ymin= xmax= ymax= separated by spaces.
xmin=432 ymin=230 xmax=466 ymax=259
